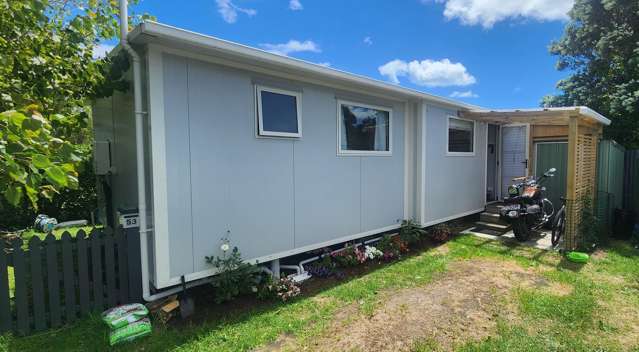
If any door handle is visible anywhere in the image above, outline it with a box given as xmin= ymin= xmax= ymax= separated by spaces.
xmin=521 ymin=159 xmax=528 ymax=168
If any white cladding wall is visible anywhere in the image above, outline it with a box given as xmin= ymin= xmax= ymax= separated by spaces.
xmin=422 ymin=104 xmax=487 ymax=225
xmin=159 ymin=53 xmax=405 ymax=284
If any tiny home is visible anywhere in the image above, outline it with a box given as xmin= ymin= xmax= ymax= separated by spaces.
xmin=93 ymin=21 xmax=610 ymax=296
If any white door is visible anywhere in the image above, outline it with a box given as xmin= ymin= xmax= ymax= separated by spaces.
xmin=501 ymin=125 xmax=528 ymax=198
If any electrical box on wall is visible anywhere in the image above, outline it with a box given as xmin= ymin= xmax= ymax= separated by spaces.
xmin=94 ymin=140 xmax=113 ymax=175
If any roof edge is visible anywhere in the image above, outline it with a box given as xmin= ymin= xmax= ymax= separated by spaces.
xmin=128 ymin=21 xmax=482 ymax=111
xmin=467 ymin=106 xmax=611 ymax=126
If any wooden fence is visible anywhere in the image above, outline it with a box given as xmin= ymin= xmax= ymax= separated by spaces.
xmin=0 ymin=227 xmax=141 ymax=335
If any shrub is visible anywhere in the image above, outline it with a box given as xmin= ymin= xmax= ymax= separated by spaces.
xmin=399 ymin=219 xmax=426 ymax=244
xmin=577 ymin=196 xmax=603 ymax=252
xmin=632 ymin=225 xmax=639 ymax=248
xmin=205 ymin=245 xmax=258 ymax=304
xmin=428 ymin=224 xmax=454 ymax=243
xmin=0 ymin=158 xmax=97 ymax=231
xmin=331 ymin=243 xmax=362 ymax=267
xmin=375 ymin=235 xmax=409 ymax=261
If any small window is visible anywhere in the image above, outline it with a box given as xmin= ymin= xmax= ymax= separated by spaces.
xmin=447 ymin=116 xmax=475 ymax=155
xmin=338 ymin=100 xmax=391 ymax=156
xmin=256 ymin=85 xmax=302 ymax=138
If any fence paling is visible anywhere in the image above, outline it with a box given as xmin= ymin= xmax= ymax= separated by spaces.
xmin=45 ymin=234 xmax=62 ymax=328
xmin=61 ymin=232 xmax=76 ymax=324
xmin=12 ymin=239 xmax=28 ymax=334
xmin=115 ymin=231 xmax=129 ymax=304
xmin=0 ymin=242 xmax=10 ymax=331
xmin=90 ymin=231 xmax=104 ymax=311
xmin=29 ymin=237 xmax=46 ymax=332
xmin=77 ymin=231 xmax=90 ymax=315
xmin=0 ymin=227 xmax=141 ymax=335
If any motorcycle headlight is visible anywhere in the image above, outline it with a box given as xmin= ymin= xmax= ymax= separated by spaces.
xmin=508 ymin=210 xmax=518 ymax=218
xmin=508 ymin=185 xmax=519 ymax=196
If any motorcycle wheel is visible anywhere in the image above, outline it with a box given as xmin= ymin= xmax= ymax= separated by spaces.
xmin=512 ymin=219 xmax=530 ymax=241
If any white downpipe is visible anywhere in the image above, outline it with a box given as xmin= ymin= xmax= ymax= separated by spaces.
xmin=119 ymin=0 xmax=176 ymax=302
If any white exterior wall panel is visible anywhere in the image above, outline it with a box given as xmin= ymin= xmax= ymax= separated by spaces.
xmin=422 ymin=104 xmax=487 ymax=225
xmin=153 ymin=51 xmax=406 ymax=288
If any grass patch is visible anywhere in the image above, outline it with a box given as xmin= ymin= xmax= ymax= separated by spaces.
xmin=517 ymin=287 xmax=596 ymax=326
xmin=2 ymin=245 xmax=450 ymax=351
xmin=458 ymin=322 xmax=605 ymax=352
xmin=3 ymin=234 xmax=638 ymax=351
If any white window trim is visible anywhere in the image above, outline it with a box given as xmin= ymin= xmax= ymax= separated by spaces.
xmin=446 ymin=115 xmax=476 ymax=156
xmin=255 ymin=85 xmax=302 ymax=138
xmin=337 ymin=99 xmax=393 ymax=156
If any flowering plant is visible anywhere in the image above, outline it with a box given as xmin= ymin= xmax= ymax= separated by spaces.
xmin=363 ymin=245 xmax=383 ymax=260
xmin=307 ymin=255 xmax=339 ymax=278
xmin=257 ymin=276 xmax=301 ymax=302
xmin=205 ymin=245 xmax=257 ymax=304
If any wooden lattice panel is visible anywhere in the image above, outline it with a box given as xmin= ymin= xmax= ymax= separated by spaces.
xmin=565 ymin=129 xmax=598 ymax=249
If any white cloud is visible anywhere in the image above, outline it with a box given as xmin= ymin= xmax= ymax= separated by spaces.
xmin=260 ymin=40 xmax=321 ymax=56
xmin=316 ymin=62 xmax=331 ymax=67
xmin=378 ymin=58 xmax=476 ymax=87
xmin=92 ymin=43 xmax=114 ymax=59
xmin=216 ymin=0 xmax=257 ymax=24
xmin=363 ymin=36 xmax=373 ymax=45
xmin=450 ymin=90 xmax=479 ymax=98
xmin=426 ymin=0 xmax=573 ymax=28
xmin=289 ymin=0 xmax=303 ymax=10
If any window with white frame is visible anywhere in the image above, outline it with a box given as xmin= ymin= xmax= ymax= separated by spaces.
xmin=338 ymin=100 xmax=391 ymax=155
xmin=447 ymin=116 xmax=475 ymax=155
xmin=256 ymin=85 xmax=302 ymax=138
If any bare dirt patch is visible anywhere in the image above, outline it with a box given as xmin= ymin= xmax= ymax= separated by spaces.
xmin=432 ymin=243 xmax=450 ymax=256
xmin=286 ymin=259 xmax=551 ymax=352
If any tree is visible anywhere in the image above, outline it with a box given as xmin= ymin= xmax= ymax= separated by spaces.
xmin=0 ymin=0 xmax=145 ymax=209
xmin=543 ymin=0 xmax=639 ymax=148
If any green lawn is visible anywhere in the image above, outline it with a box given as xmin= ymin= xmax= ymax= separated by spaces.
xmin=3 ymin=235 xmax=638 ymax=351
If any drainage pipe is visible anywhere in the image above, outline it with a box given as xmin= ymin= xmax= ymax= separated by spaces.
xmin=119 ymin=0 xmax=175 ymax=302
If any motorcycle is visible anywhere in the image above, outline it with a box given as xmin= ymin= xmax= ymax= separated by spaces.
xmin=500 ymin=168 xmax=557 ymax=241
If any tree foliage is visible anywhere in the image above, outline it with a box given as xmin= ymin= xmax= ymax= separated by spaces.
xmin=0 ymin=107 xmax=82 ymax=208
xmin=0 ymin=0 xmax=146 ymax=209
xmin=544 ymin=0 xmax=639 ymax=148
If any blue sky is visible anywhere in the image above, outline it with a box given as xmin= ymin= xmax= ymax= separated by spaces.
xmin=119 ymin=0 xmax=575 ymax=109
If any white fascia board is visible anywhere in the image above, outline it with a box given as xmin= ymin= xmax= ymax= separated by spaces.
xmin=128 ymin=21 xmax=481 ymax=111
xmin=469 ymin=106 xmax=611 ymax=126
xmin=578 ymin=106 xmax=611 ymax=126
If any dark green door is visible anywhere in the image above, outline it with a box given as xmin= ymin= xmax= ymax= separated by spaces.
xmin=535 ymin=142 xmax=568 ymax=209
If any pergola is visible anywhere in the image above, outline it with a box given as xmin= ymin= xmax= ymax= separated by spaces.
xmin=461 ymin=107 xmax=611 ymax=249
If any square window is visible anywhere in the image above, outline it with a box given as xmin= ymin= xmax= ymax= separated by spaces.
xmin=338 ymin=101 xmax=391 ymax=155
xmin=447 ymin=116 xmax=475 ymax=155
xmin=256 ymin=86 xmax=302 ymax=138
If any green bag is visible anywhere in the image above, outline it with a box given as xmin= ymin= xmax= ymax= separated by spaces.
xmin=102 ymin=303 xmax=149 ymax=329
xmin=109 ymin=318 xmax=152 ymax=346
